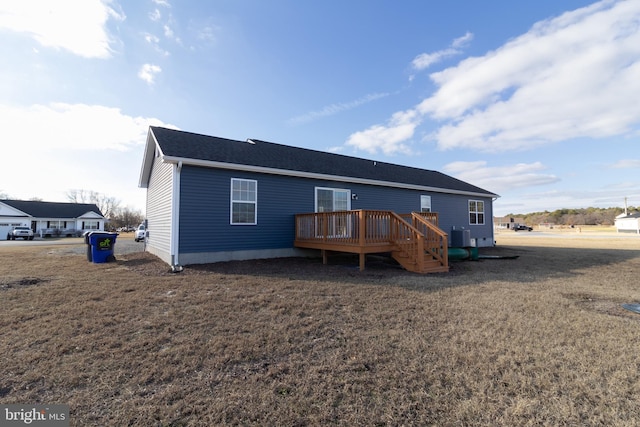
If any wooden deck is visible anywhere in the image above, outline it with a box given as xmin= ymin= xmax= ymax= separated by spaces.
xmin=294 ymin=210 xmax=448 ymax=274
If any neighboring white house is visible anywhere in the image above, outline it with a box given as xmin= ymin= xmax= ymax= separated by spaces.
xmin=615 ymin=212 xmax=640 ymax=234
xmin=0 ymin=200 xmax=105 ymax=238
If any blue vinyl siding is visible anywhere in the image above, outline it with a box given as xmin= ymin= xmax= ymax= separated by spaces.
xmin=178 ymin=165 xmax=494 ymax=254
xmin=348 ymin=185 xmax=493 ymax=242
xmin=179 ymin=166 xmax=314 ymax=253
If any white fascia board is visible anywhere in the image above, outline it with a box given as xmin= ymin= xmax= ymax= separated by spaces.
xmin=78 ymin=211 xmax=105 ymax=219
xmin=139 ymin=130 xmax=162 ymax=188
xmin=160 ymin=155 xmax=499 ymax=199
xmin=0 ymin=202 xmax=31 ymax=217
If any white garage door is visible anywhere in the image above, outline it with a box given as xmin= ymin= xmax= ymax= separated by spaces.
xmin=0 ymin=220 xmax=30 ymax=239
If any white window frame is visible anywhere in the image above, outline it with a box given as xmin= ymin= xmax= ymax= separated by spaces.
xmin=315 ymin=187 xmax=351 ymax=212
xmin=469 ymin=200 xmax=485 ymax=225
xmin=84 ymin=221 xmax=99 ymax=230
xmin=230 ymin=178 xmax=258 ymax=225
xmin=314 ymin=187 xmax=351 ymax=238
xmin=420 ymin=195 xmax=432 ymax=213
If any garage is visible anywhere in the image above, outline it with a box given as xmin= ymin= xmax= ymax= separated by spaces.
xmin=0 ymin=201 xmax=31 ymax=239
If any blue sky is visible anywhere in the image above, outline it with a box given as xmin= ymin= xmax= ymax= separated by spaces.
xmin=1 ymin=0 xmax=639 ymax=217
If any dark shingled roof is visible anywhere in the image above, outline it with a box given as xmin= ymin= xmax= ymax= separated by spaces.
xmin=0 ymin=200 xmax=104 ymax=218
xmin=150 ymin=126 xmax=497 ymax=197
xmin=150 ymin=127 xmax=497 ymax=197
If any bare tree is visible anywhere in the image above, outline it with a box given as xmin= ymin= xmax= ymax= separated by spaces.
xmin=66 ymin=189 xmax=121 ymax=219
xmin=110 ymin=207 xmax=144 ymax=229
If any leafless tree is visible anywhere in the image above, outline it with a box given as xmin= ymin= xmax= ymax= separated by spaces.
xmin=110 ymin=207 xmax=145 ymax=230
xmin=66 ymin=189 xmax=121 ymax=219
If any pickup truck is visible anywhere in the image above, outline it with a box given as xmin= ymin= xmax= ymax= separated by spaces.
xmin=7 ymin=226 xmax=35 ymax=240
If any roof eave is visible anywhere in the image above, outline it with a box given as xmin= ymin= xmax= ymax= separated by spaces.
xmin=138 ymin=128 xmax=162 ymax=188
xmin=160 ymin=155 xmax=499 ymax=199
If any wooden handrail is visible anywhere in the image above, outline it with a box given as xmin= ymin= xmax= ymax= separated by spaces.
xmin=388 ymin=211 xmax=425 ymax=272
xmin=411 ymin=212 xmax=448 ymax=270
xmin=295 ymin=210 xmax=448 ymax=273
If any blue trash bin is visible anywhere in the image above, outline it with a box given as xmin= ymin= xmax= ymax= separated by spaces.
xmin=87 ymin=232 xmax=118 ymax=263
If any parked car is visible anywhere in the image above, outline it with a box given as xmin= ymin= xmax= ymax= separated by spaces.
xmin=7 ymin=226 xmax=34 ymax=240
xmin=134 ymin=224 xmax=146 ymax=242
xmin=513 ymin=224 xmax=533 ymax=232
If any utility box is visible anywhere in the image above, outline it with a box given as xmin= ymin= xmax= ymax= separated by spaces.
xmin=451 ymin=228 xmax=471 ymax=247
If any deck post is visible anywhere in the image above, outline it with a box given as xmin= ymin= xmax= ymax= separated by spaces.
xmin=358 ymin=210 xmax=365 ymax=247
xmin=359 ymin=210 xmax=366 ymax=271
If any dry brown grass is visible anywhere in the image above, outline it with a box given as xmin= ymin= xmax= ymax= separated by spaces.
xmin=1 ymin=232 xmax=640 ymax=426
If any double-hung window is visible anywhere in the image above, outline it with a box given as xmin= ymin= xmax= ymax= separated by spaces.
xmin=231 ymin=178 xmax=257 ymax=225
xmin=469 ymin=200 xmax=485 ymax=225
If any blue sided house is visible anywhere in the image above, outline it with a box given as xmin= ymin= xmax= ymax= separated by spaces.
xmin=138 ymin=127 xmax=499 ymax=273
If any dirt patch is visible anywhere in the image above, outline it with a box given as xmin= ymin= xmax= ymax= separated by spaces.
xmin=0 ymin=277 xmax=49 ymax=291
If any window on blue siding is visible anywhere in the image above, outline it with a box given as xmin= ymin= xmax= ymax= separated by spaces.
xmin=315 ymin=187 xmax=350 ymax=212
xmin=231 ymin=178 xmax=257 ymax=225
xmin=420 ymin=195 xmax=432 ymax=212
xmin=469 ymin=200 xmax=485 ymax=225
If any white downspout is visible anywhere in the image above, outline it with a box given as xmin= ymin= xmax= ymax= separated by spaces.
xmin=170 ymin=161 xmax=183 ymax=272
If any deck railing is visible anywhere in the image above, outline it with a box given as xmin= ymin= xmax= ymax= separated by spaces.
xmin=295 ymin=210 xmax=426 ymax=244
xmin=410 ymin=212 xmax=448 ymax=269
xmin=295 ymin=209 xmax=448 ymax=272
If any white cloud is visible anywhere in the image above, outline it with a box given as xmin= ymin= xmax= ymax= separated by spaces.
xmin=138 ymin=64 xmax=162 ymax=84
xmin=349 ymin=0 xmax=640 ymax=155
xmin=287 ymin=93 xmax=389 ymax=125
xmin=443 ymin=161 xmax=559 ymax=194
xmin=144 ymin=33 xmax=160 ymax=44
xmin=143 ymin=32 xmax=170 ymax=56
xmin=494 ymin=183 xmax=639 ymax=216
xmin=451 ymin=32 xmax=474 ymax=49
xmin=0 ymin=103 xmax=176 ymax=208
xmin=422 ymin=0 xmax=640 ymax=151
xmin=149 ymin=9 xmax=162 ymax=22
xmin=0 ymin=0 xmax=125 ymax=59
xmin=610 ymin=159 xmax=640 ymax=168
xmin=411 ymin=31 xmax=473 ymax=71
xmin=0 ymin=103 xmax=172 ymax=152
xmin=164 ymin=25 xmax=174 ymax=39
xmin=346 ymin=109 xmax=419 ymax=155
xmin=195 ymin=24 xmax=219 ymax=45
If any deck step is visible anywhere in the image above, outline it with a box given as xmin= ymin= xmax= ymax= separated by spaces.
xmin=391 ymin=250 xmax=449 ymax=274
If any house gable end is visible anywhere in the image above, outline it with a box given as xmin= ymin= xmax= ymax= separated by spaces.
xmin=0 ymin=201 xmax=31 ymax=217
xmin=78 ymin=211 xmax=104 ymax=219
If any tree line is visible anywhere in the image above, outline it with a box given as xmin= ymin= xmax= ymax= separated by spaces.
xmin=66 ymin=189 xmax=144 ymax=230
xmin=503 ymin=206 xmax=637 ymax=226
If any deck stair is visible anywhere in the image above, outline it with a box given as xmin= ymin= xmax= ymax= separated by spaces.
xmin=294 ymin=210 xmax=449 ymax=274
